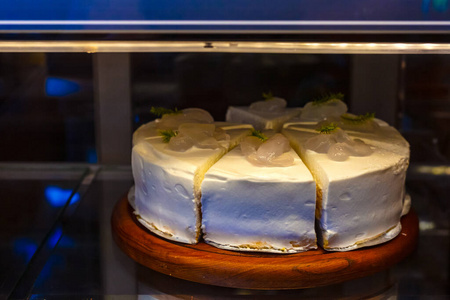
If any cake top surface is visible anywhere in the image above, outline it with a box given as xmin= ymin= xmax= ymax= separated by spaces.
xmin=133 ymin=121 xmax=252 ymax=169
xmin=205 ymin=146 xmax=314 ymax=183
xmin=282 ymin=126 xmax=408 ymax=181
xmin=283 ymin=119 xmax=410 ymax=156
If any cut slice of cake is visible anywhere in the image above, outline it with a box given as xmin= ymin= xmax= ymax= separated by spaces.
xmin=282 ymin=124 xmax=409 ymax=251
xmin=201 ymin=133 xmax=317 ymax=253
xmin=226 ymin=95 xmax=301 ymax=132
xmin=132 ymin=111 xmax=252 ymax=244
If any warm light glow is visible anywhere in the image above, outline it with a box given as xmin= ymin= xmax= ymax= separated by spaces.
xmin=419 ymin=220 xmax=436 ymax=231
xmin=415 ymin=165 xmax=450 ymax=176
xmin=395 ymin=43 xmax=408 ymax=49
xmin=0 ymin=41 xmax=450 ymax=54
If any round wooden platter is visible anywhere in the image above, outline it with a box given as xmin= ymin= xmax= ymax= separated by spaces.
xmin=111 ymin=195 xmax=419 ymax=290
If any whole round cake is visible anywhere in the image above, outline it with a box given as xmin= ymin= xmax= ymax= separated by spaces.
xmin=131 ymin=95 xmax=410 ymax=253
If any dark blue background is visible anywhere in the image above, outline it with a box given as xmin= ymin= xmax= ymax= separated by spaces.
xmin=0 ymin=0 xmax=448 ymax=31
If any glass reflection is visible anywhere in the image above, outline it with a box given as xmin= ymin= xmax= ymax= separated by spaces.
xmin=45 ymin=186 xmax=80 ymax=207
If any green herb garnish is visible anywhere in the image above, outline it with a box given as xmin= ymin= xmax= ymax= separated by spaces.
xmin=317 ymin=123 xmax=339 ymax=134
xmin=262 ymin=91 xmax=274 ymax=101
xmin=251 ymin=130 xmax=268 ymax=141
xmin=341 ymin=112 xmax=375 ymax=124
xmin=312 ymin=93 xmax=344 ymax=106
xmin=150 ymin=106 xmax=181 ymax=117
xmin=159 ymin=129 xmax=178 ymax=143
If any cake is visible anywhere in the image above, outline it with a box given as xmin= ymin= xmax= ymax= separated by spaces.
xmin=131 ymin=99 xmax=410 ymax=253
xmin=201 ymin=133 xmax=317 ymax=253
xmin=132 ymin=108 xmax=252 ymax=244
xmin=226 ymin=94 xmax=301 ymax=132
xmin=282 ymin=122 xmax=409 ymax=251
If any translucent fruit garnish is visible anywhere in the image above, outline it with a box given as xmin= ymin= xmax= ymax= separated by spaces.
xmin=341 ymin=112 xmax=375 ymax=123
xmin=168 ymin=123 xmax=230 ymax=152
xmin=305 ymin=128 xmax=373 ymax=161
xmin=316 ymin=123 xmax=340 ymax=134
xmin=159 ymin=129 xmax=178 ymax=143
xmin=340 ymin=113 xmax=380 ymax=133
xmin=241 ymin=136 xmax=264 ymax=156
xmin=312 ymin=93 xmax=344 ymax=106
xmin=242 ymin=133 xmax=294 ymax=167
xmin=150 ymin=106 xmax=181 ymax=117
xmin=300 ymin=94 xmax=348 ymax=121
xmin=156 ymin=108 xmax=214 ymax=130
xmin=249 ymin=97 xmax=287 ymax=113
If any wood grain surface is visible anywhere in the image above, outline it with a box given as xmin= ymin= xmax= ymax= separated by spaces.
xmin=111 ymin=195 xmax=419 ymax=290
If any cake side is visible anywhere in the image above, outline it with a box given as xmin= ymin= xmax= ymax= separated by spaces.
xmin=201 ymin=142 xmax=317 ymax=253
xmin=132 ymin=121 xmax=252 ymax=244
xmin=282 ymin=126 xmax=407 ymax=251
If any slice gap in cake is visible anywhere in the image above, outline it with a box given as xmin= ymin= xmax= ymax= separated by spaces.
xmin=132 ymin=120 xmax=252 ymax=244
xmin=282 ymin=124 xmax=408 ymax=251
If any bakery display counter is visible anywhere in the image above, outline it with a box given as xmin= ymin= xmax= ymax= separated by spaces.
xmin=2 ymin=162 xmax=448 ymax=299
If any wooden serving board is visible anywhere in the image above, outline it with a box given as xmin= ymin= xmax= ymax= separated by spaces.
xmin=111 ymin=195 xmax=419 ymax=290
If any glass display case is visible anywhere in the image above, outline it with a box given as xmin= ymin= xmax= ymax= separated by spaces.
xmin=1 ymin=2 xmax=450 ymax=299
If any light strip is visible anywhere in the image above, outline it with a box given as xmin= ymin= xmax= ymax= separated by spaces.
xmin=1 ymin=41 xmax=450 ymax=54
xmin=0 ymin=20 xmax=450 ymax=26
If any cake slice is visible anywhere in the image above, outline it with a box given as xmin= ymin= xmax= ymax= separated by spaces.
xmin=132 ymin=110 xmax=252 ymax=244
xmin=226 ymin=95 xmax=301 ymax=132
xmin=282 ymin=124 xmax=409 ymax=251
xmin=201 ymin=133 xmax=317 ymax=253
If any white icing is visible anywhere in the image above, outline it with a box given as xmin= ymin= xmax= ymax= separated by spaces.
xmin=285 ymin=121 xmax=410 ymax=157
xmin=282 ymin=125 xmax=409 ymax=251
xmin=201 ymin=146 xmax=317 ymax=253
xmin=226 ymin=106 xmax=301 ymax=132
xmin=132 ymin=121 xmax=252 ymax=244
xmin=402 ymin=193 xmax=412 ymax=216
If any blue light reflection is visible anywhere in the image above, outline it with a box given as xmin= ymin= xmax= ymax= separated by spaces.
xmin=45 ymin=77 xmax=80 ymax=97
xmin=13 ymin=238 xmax=38 ymax=262
xmin=48 ymin=227 xmax=63 ymax=248
xmin=45 ymin=186 xmax=80 ymax=207
xmin=86 ymin=147 xmax=98 ymax=163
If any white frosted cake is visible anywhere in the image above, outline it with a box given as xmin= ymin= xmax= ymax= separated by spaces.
xmin=226 ymin=95 xmax=301 ymax=132
xmin=130 ymin=101 xmax=410 ymax=253
xmin=132 ymin=108 xmax=252 ymax=244
xmin=282 ymin=123 xmax=409 ymax=251
xmin=201 ymin=133 xmax=317 ymax=253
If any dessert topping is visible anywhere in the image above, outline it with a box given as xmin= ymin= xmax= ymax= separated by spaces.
xmin=300 ymin=93 xmax=348 ymax=121
xmin=249 ymin=93 xmax=287 ymax=113
xmin=241 ymin=133 xmax=294 ymax=167
xmin=306 ymin=126 xmax=373 ymax=161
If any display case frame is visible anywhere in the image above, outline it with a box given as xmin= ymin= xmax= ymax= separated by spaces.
xmin=1 ymin=3 xmax=450 ymax=298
